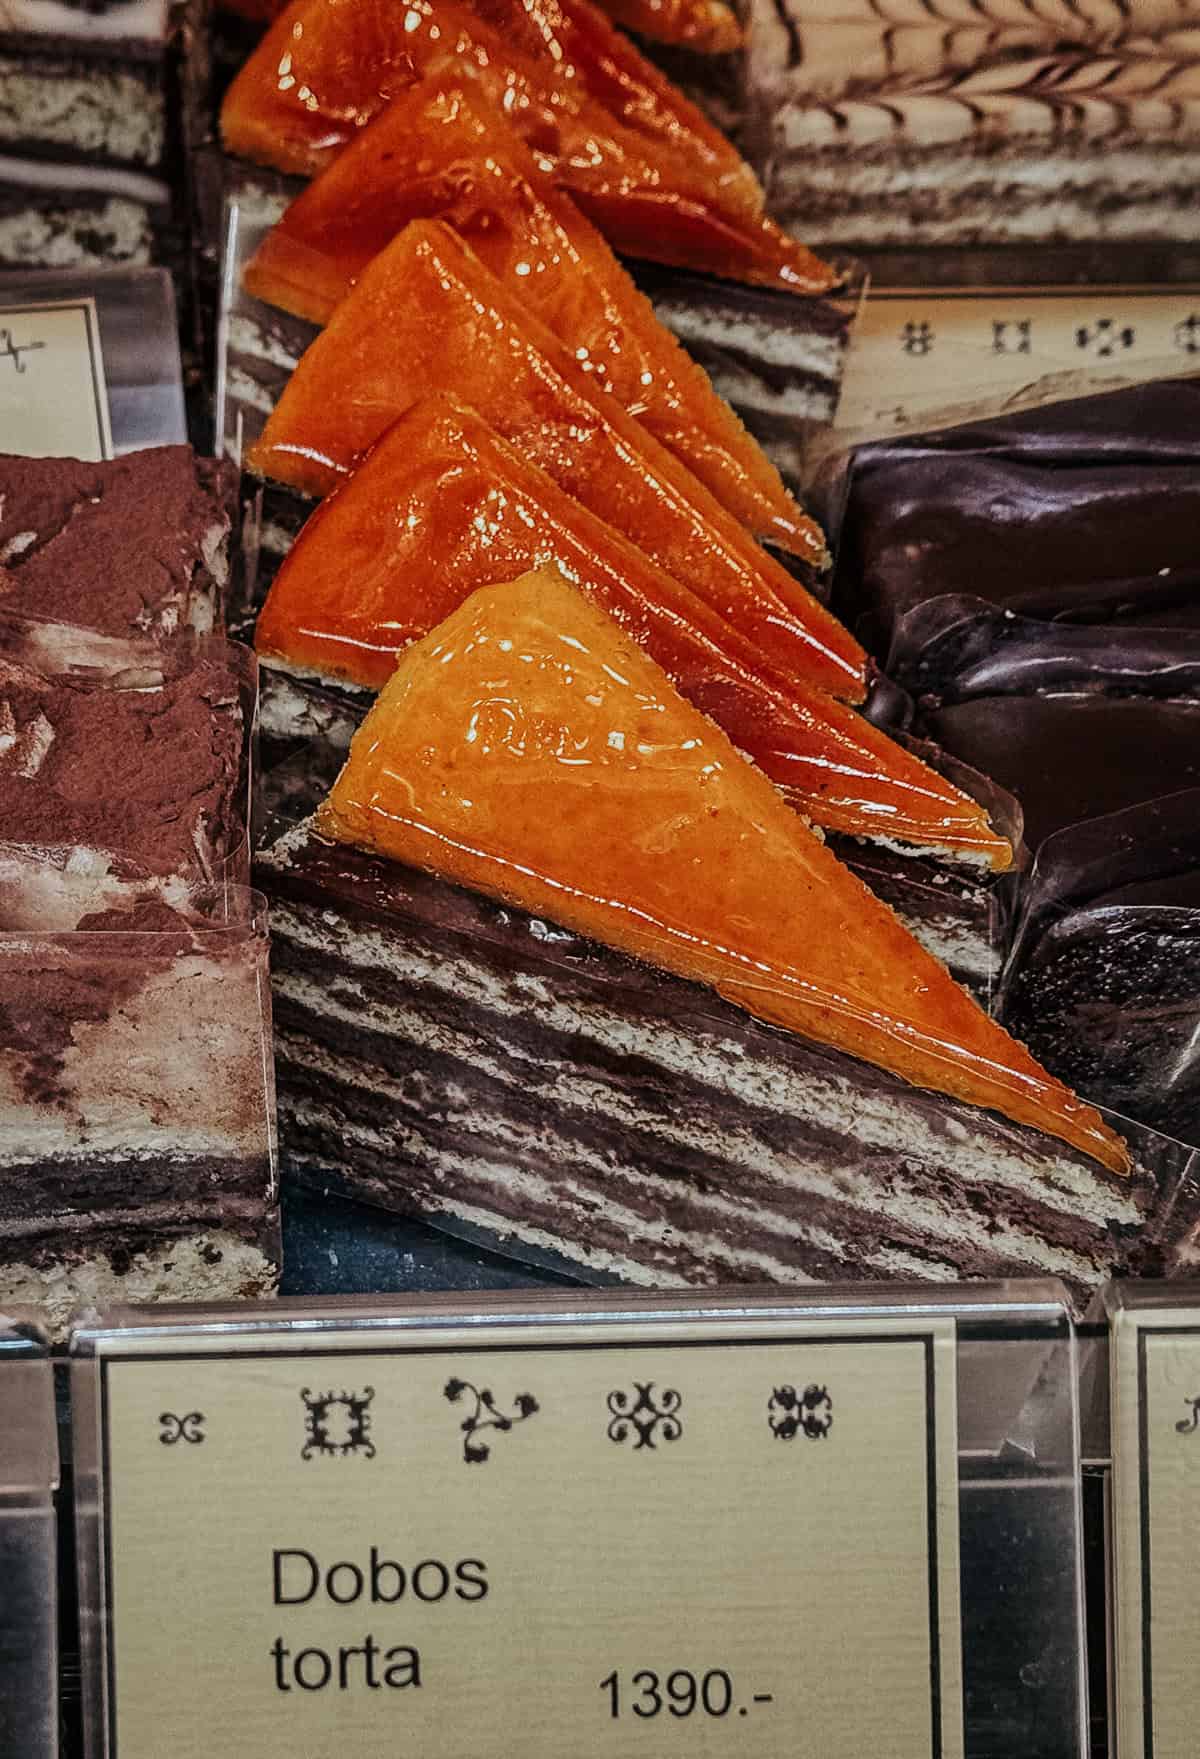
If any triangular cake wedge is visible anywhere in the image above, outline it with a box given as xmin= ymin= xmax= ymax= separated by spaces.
xmin=470 ymin=0 xmax=754 ymax=208
xmin=243 ymin=83 xmax=817 ymax=554
xmin=314 ymin=567 xmax=1128 ymax=1172
xmin=219 ymin=0 xmax=834 ymax=293
xmin=594 ymin=0 xmax=741 ymax=49
xmin=248 ymin=220 xmax=864 ymax=701
xmin=257 ymin=395 xmax=1012 ymax=865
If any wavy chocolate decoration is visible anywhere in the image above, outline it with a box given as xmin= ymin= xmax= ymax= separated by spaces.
xmin=771 ymin=48 xmax=1200 ymax=141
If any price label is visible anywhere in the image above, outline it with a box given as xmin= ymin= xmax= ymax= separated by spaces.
xmin=1112 ymin=1311 xmax=1200 ymax=1759
xmin=834 ymin=287 xmax=1200 ymax=445
xmin=0 ymin=297 xmax=113 ymax=459
xmin=84 ymin=1311 xmax=963 ymax=1757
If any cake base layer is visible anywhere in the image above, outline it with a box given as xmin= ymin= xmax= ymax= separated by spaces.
xmin=258 ymin=821 xmax=1199 ymax=1304
xmin=0 ymin=1218 xmax=279 ymax=1339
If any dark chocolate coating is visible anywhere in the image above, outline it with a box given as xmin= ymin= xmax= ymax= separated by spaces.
xmin=923 ymin=693 xmax=1200 ymax=852
xmin=833 ymin=378 xmax=1200 ymax=650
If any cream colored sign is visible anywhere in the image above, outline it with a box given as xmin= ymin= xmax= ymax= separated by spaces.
xmin=1112 ymin=1313 xmax=1200 ymax=1759
xmin=0 ymin=299 xmax=112 ymax=460
xmin=98 ymin=1317 xmax=962 ymax=1758
xmin=834 ymin=287 xmax=1200 ymax=446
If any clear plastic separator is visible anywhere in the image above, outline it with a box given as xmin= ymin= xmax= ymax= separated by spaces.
xmin=0 ymin=1307 xmax=59 ymax=1759
xmin=1106 ymin=1278 xmax=1200 ymax=1759
xmin=71 ymin=1278 xmax=1085 ymax=1758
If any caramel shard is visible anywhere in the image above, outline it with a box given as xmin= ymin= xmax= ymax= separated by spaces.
xmin=219 ymin=0 xmax=835 ymax=293
xmin=244 ymin=81 xmax=816 ymax=552
xmin=594 ymin=0 xmax=742 ymax=51
xmin=257 ymin=394 xmax=1011 ymax=864
xmin=248 ymin=219 xmax=865 ymax=702
xmin=315 ymin=566 xmax=1128 ymax=1173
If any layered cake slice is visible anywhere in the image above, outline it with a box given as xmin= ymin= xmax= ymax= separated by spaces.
xmin=317 ymin=565 xmax=1117 ymax=1164
xmin=247 ymin=219 xmax=858 ymax=696
xmin=258 ymin=567 xmax=1200 ymax=1298
xmin=0 ymin=644 xmax=252 ymax=930
xmin=0 ymin=886 xmax=280 ymax=1336
xmin=253 ymin=392 xmax=1011 ymax=867
xmin=0 ymin=0 xmax=192 ymax=268
xmin=219 ymin=0 xmax=834 ymax=289
xmin=743 ymin=7 xmax=1200 ymax=247
xmin=0 ymin=446 xmax=235 ymax=672
xmin=241 ymin=79 xmax=816 ymax=555
xmin=1001 ymin=792 xmax=1200 ymax=1152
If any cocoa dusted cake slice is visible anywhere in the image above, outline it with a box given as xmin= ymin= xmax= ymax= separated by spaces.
xmin=0 ymin=446 xmax=235 ymax=671
xmin=1001 ymin=792 xmax=1200 ymax=1153
xmin=0 ymin=645 xmax=251 ymax=930
xmin=0 ymin=888 xmax=280 ymax=1337
xmin=253 ymin=566 xmax=1200 ymax=1302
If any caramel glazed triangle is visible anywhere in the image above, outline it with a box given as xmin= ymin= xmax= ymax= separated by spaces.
xmin=219 ymin=0 xmax=836 ymax=292
xmin=242 ymin=77 xmax=818 ymax=556
xmin=248 ymin=218 xmax=855 ymax=695
xmin=255 ymin=393 xmax=1014 ymax=867
xmin=315 ymin=568 xmax=1128 ymax=1174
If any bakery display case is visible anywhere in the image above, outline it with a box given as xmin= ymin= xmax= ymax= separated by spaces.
xmin=0 ymin=0 xmax=1197 ymax=1745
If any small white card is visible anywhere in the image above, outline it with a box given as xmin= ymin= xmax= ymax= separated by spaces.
xmin=0 ymin=297 xmax=113 ymax=460
xmin=833 ymin=286 xmax=1200 ymax=445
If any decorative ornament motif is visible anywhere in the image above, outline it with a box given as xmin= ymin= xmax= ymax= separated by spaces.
xmin=444 ymin=1379 xmax=539 ymax=1464
xmin=1075 ymin=318 xmax=1135 ymax=357
xmin=159 ymin=1411 xmax=205 ymax=1445
xmin=606 ymin=1382 xmax=683 ymax=1450
xmin=992 ymin=318 xmax=1031 ymax=354
xmin=0 ymin=326 xmax=44 ymax=375
xmin=300 ymin=1387 xmax=376 ymax=1459
xmin=1174 ymin=313 xmax=1200 ymax=355
xmin=1175 ymin=1396 xmax=1200 ymax=1435
xmin=768 ymin=1384 xmax=833 ymax=1441
xmin=900 ymin=319 xmax=934 ymax=356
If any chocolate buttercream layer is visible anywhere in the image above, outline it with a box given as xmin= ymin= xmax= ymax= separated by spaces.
xmin=257 ymin=821 xmax=1197 ymax=1302
xmin=0 ymin=446 xmax=234 ymax=647
xmin=1001 ymin=792 xmax=1200 ymax=1150
xmin=0 ymin=650 xmax=249 ymax=927
xmin=921 ymin=693 xmax=1200 ymax=853
xmin=833 ymin=378 xmax=1200 ymax=654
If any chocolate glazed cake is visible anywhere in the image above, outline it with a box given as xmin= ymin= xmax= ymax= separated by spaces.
xmin=255 ymin=812 xmax=1200 ymax=1305
xmin=832 ymin=378 xmax=1200 ymax=658
xmin=1000 ymin=792 xmax=1200 ymax=1152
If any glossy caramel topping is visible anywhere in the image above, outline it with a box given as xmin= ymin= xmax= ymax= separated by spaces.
xmin=594 ymin=0 xmax=741 ymax=51
xmin=248 ymin=220 xmax=865 ymax=701
xmin=244 ymin=81 xmax=819 ymax=552
xmin=316 ymin=567 xmax=1128 ymax=1173
xmin=470 ymin=0 xmax=758 ymax=212
xmin=257 ymin=394 xmax=1011 ymax=863
xmin=219 ymin=0 xmax=835 ymax=293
